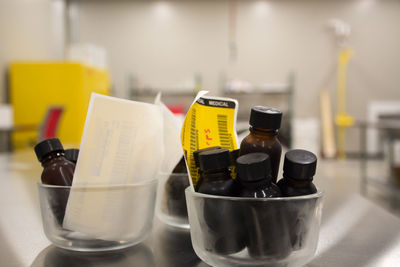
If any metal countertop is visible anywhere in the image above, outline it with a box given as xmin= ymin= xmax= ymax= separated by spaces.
xmin=1 ymin=151 xmax=400 ymax=267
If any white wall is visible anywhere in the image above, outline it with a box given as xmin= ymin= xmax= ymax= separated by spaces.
xmin=74 ymin=0 xmax=400 ymax=121
xmin=0 ymin=0 xmax=66 ymax=103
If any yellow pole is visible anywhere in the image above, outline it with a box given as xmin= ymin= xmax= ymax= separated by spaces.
xmin=336 ymin=48 xmax=354 ymax=159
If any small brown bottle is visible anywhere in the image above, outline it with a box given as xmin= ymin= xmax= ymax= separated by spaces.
xmin=35 ymin=138 xmax=75 ymax=224
xmin=236 ymin=153 xmax=281 ymax=198
xmin=197 ymin=149 xmax=245 ymax=255
xmin=197 ymin=148 xmax=237 ymax=196
xmin=277 ymin=149 xmax=318 ymax=251
xmin=193 ymin=146 xmax=221 ymax=191
xmin=35 ymin=138 xmax=75 ymax=186
xmin=277 ymin=149 xmax=317 ymax=197
xmin=239 ymin=106 xmax=282 ymax=183
xmin=236 ymin=153 xmax=291 ymax=259
xmin=163 ymin=156 xmax=190 ymax=219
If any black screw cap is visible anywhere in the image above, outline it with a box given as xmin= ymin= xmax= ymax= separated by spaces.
xmin=283 ymin=149 xmax=317 ymax=180
xmin=34 ymin=138 xmax=64 ymax=163
xmin=198 ymin=148 xmax=230 ymax=172
xmin=193 ymin=146 xmax=222 ymax=168
xmin=236 ymin=152 xmax=272 ymax=182
xmin=249 ymin=106 xmax=282 ymax=130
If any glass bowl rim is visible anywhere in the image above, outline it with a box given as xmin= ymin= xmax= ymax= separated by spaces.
xmin=37 ymin=178 xmax=158 ymax=189
xmin=185 ymin=187 xmax=323 ymax=201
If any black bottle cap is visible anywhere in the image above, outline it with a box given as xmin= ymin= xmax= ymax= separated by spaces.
xmin=198 ymin=148 xmax=230 ymax=172
xmin=236 ymin=153 xmax=272 ymax=182
xmin=249 ymin=106 xmax=282 ymax=130
xmin=193 ymin=146 xmax=222 ymax=168
xmin=65 ymin=149 xmax=79 ymax=163
xmin=34 ymin=138 xmax=64 ymax=162
xmin=283 ymin=149 xmax=317 ymax=180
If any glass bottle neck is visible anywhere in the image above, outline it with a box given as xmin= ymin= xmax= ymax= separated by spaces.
xmin=41 ymin=152 xmax=65 ymax=167
xmin=202 ymin=168 xmax=231 ymax=182
xmin=240 ymin=177 xmax=271 ymax=190
xmin=249 ymin=127 xmax=278 ymax=136
xmin=283 ymin=175 xmax=313 ymax=187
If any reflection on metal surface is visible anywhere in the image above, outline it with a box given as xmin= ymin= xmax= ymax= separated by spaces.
xmin=31 ymin=220 xmax=210 ymax=267
xmin=31 ymin=244 xmax=155 ymax=267
xmin=152 ymin=222 xmax=208 ymax=267
xmin=317 ymin=194 xmax=369 ymax=254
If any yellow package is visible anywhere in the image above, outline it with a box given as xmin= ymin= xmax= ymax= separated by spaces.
xmin=181 ymin=91 xmax=238 ymax=190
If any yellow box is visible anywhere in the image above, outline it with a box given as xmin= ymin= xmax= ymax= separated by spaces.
xmin=9 ymin=62 xmax=111 ymax=149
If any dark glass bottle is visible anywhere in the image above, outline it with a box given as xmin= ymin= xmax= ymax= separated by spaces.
xmin=239 ymin=106 xmax=282 ymax=183
xmin=237 ymin=153 xmax=281 ymax=198
xmin=197 ymin=149 xmax=236 ymax=196
xmin=193 ymin=146 xmax=221 ymax=191
xmin=277 ymin=149 xmax=318 ymax=250
xmin=197 ymin=149 xmax=245 ymax=255
xmin=35 ymin=138 xmax=75 ymax=186
xmin=34 ymin=138 xmax=75 ymax=224
xmin=236 ymin=152 xmax=291 ymax=259
xmin=163 ymin=156 xmax=190 ymax=219
xmin=277 ymin=149 xmax=317 ymax=196
xmin=65 ymin=149 xmax=79 ymax=164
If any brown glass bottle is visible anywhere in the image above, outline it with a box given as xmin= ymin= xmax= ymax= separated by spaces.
xmin=277 ymin=149 xmax=318 ymax=251
xmin=236 ymin=153 xmax=291 ymax=259
xmin=163 ymin=156 xmax=190 ymax=218
xmin=239 ymin=106 xmax=282 ymax=183
xmin=193 ymin=146 xmax=221 ymax=191
xmin=277 ymin=149 xmax=317 ymax=196
xmin=197 ymin=149 xmax=245 ymax=255
xmin=35 ymin=138 xmax=75 ymax=224
xmin=35 ymin=138 xmax=75 ymax=186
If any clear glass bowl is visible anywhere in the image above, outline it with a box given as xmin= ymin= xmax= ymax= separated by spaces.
xmin=185 ymin=188 xmax=323 ymax=267
xmin=37 ymin=180 xmax=158 ymax=252
xmin=156 ymin=173 xmax=190 ymax=229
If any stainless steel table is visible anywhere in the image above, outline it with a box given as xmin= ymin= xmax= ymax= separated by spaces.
xmin=1 ymin=151 xmax=400 ymax=267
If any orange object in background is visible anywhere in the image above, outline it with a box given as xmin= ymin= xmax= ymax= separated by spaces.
xmin=9 ymin=62 xmax=111 ymax=149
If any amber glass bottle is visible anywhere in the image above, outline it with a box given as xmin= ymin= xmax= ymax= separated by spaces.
xmin=193 ymin=146 xmax=221 ymax=191
xmin=277 ymin=149 xmax=318 ymax=250
xmin=197 ymin=149 xmax=245 ymax=255
xmin=236 ymin=153 xmax=281 ymax=198
xmin=163 ymin=156 xmax=190 ymax=219
xmin=239 ymin=106 xmax=282 ymax=183
xmin=35 ymin=138 xmax=75 ymax=186
xmin=34 ymin=138 xmax=75 ymax=224
xmin=236 ymin=153 xmax=291 ymax=259
xmin=277 ymin=149 xmax=317 ymax=197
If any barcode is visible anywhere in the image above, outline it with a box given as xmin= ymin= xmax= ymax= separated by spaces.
xmin=189 ymin=109 xmax=199 ymax=184
xmin=217 ymin=114 xmax=233 ymax=149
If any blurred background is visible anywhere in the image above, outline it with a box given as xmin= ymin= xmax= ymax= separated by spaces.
xmin=0 ymin=0 xmax=400 ymax=213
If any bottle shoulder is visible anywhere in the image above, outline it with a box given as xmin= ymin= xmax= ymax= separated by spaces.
xmin=41 ymin=159 xmax=75 ymax=186
xmin=277 ymin=178 xmax=317 ymax=196
xmin=240 ymin=183 xmax=281 ymax=198
xmin=240 ymin=134 xmax=282 ymax=153
xmin=198 ymin=179 xmax=236 ymax=196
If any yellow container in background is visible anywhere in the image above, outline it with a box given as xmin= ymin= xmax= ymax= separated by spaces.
xmin=9 ymin=62 xmax=111 ymax=149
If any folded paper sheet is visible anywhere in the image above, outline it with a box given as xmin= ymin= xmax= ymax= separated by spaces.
xmin=63 ymin=93 xmax=165 ymax=240
xmin=155 ymin=93 xmax=183 ymax=174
